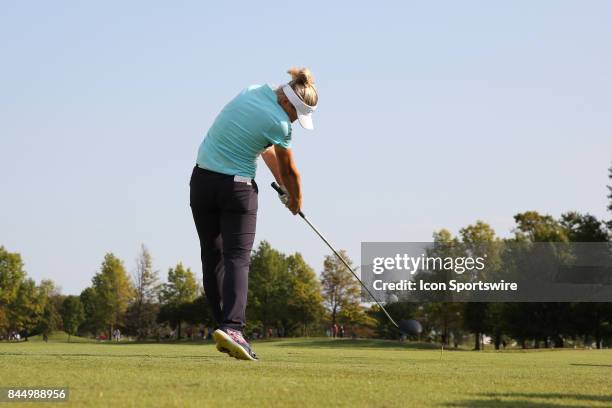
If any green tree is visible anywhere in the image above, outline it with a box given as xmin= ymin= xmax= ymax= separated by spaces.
xmin=159 ymin=263 xmax=197 ymax=338
xmin=286 ymin=253 xmax=325 ymax=336
xmin=160 ymin=263 xmax=198 ymax=305
xmin=130 ymin=244 xmax=161 ymax=339
xmin=0 ymin=247 xmax=27 ymax=336
xmin=178 ymin=295 xmax=212 ymax=337
xmin=459 ymin=221 xmax=501 ymax=350
xmin=417 ymin=229 xmax=464 ymax=346
xmin=156 ymin=303 xmax=181 ymax=338
xmin=607 ymin=163 xmax=612 ymax=231
xmin=337 ymin=300 xmax=376 ymax=328
xmin=9 ymin=278 xmax=46 ymax=338
xmin=91 ymin=253 xmax=134 ymax=338
xmin=247 ymin=241 xmax=290 ymax=338
xmin=463 ymin=302 xmax=488 ymax=350
xmin=320 ymin=250 xmax=363 ymax=327
xmin=513 ymin=211 xmax=568 ymax=242
xmin=560 ymin=211 xmax=611 ymax=349
xmin=79 ymin=287 xmax=100 ymax=335
xmin=506 ymin=212 xmax=570 ymax=348
xmin=36 ymin=280 xmax=62 ymax=337
xmin=560 ymin=212 xmax=609 ymax=242
xmin=60 ymin=296 xmax=85 ymax=342
xmin=371 ymin=301 xmax=418 ymax=339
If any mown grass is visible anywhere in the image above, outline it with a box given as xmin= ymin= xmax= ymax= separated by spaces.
xmin=0 ymin=335 xmax=610 ymax=407
xmin=27 ymin=330 xmax=96 ymax=343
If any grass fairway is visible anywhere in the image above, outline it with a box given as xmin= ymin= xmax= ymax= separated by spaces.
xmin=1 ymin=337 xmax=611 ymax=408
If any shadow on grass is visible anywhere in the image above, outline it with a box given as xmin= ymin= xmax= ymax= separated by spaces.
xmin=3 ymin=339 xmax=217 ymax=346
xmin=59 ymin=338 xmax=444 ymax=350
xmin=275 ymin=338 xmax=443 ymax=350
xmin=0 ymin=351 xmax=221 ymax=360
xmin=444 ymin=392 xmax=612 ymax=408
xmin=103 ymin=340 xmax=214 ymax=346
xmin=26 ymin=331 xmax=96 ymax=343
xmin=570 ymin=363 xmax=612 ymax=368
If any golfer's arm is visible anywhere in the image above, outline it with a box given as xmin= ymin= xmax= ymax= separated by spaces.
xmin=261 ymin=147 xmax=283 ymax=184
xmin=273 ymin=145 xmax=301 ymax=203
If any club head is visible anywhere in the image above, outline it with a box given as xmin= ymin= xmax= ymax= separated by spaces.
xmin=399 ymin=319 xmax=422 ymax=335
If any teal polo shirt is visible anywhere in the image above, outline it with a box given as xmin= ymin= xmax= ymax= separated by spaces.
xmin=196 ymin=84 xmax=292 ymax=178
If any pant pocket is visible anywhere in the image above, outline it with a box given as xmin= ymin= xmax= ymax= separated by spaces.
xmin=225 ymin=182 xmax=258 ymax=213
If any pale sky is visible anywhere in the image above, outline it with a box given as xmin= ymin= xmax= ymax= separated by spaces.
xmin=1 ymin=1 xmax=611 ymax=295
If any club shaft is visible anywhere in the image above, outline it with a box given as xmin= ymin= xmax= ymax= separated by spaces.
xmin=270 ymin=181 xmax=399 ymax=329
xmin=298 ymin=213 xmax=400 ymax=329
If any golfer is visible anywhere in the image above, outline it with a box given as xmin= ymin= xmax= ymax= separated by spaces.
xmin=190 ymin=67 xmax=318 ymax=360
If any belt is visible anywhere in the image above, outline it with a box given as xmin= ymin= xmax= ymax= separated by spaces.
xmin=196 ymin=164 xmax=253 ymax=185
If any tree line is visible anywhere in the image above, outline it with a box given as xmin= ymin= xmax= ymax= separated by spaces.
xmin=372 ymin=211 xmax=612 ymax=349
xmin=0 ymin=244 xmax=201 ymax=341
xmin=0 ymin=242 xmax=348 ymax=341
xmin=1 ymin=166 xmax=611 ymax=347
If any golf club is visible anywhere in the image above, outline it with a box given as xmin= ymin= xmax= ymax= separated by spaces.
xmin=271 ymin=182 xmax=417 ymax=334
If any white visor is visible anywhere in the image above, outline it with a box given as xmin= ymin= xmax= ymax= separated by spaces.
xmin=282 ymin=84 xmax=317 ymax=130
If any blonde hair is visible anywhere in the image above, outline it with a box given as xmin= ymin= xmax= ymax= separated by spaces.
xmin=287 ymin=67 xmax=318 ymax=107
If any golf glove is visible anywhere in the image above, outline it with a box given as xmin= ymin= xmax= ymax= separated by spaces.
xmin=277 ymin=184 xmax=289 ymax=207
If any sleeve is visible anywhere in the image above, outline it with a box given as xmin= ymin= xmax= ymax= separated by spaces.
xmin=262 ymin=121 xmax=292 ymax=149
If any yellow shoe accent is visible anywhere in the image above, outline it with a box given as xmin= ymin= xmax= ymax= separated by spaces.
xmin=213 ymin=329 xmax=257 ymax=361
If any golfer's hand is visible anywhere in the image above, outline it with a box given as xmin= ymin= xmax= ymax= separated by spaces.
xmin=287 ymin=196 xmax=301 ymax=215
xmin=277 ymin=185 xmax=289 ymax=206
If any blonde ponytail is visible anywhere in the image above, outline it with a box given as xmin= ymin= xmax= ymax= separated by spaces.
xmin=287 ymin=67 xmax=318 ymax=107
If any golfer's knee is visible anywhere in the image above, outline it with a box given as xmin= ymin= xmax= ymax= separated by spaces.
xmin=203 ymin=246 xmax=223 ymax=259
